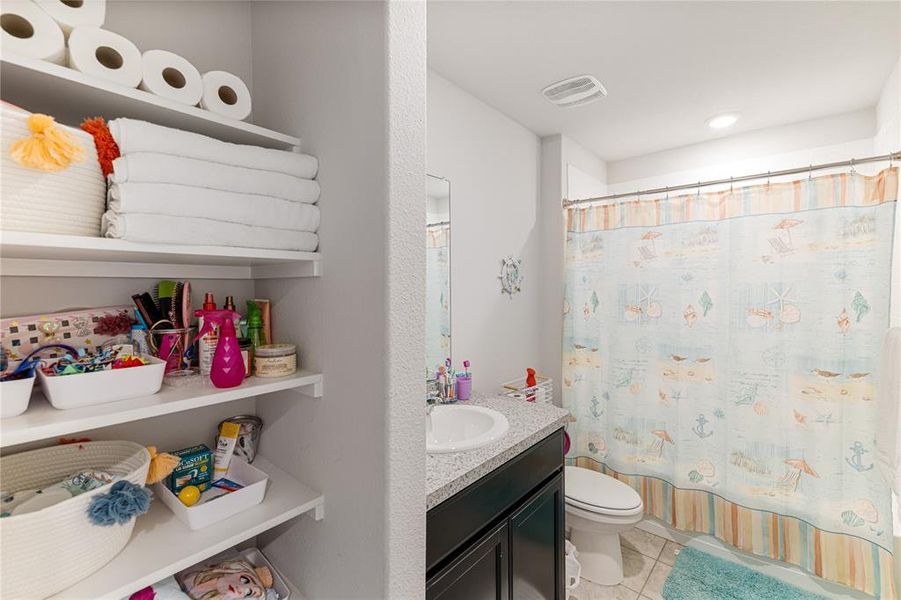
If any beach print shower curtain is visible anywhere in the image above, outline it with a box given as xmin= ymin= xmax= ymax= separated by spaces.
xmin=563 ymin=167 xmax=898 ymax=597
xmin=426 ymin=224 xmax=451 ymax=371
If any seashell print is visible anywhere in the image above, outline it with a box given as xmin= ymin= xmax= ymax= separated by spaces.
xmin=688 ymin=470 xmax=703 ymax=483
xmin=624 ymin=305 xmax=642 ymax=321
xmin=842 ymin=510 xmax=865 ymax=527
xmin=713 ymin=408 xmax=725 ymax=419
xmin=697 ymin=458 xmax=716 ymax=478
xmin=746 ymin=308 xmax=773 ymax=328
xmin=647 ymin=302 xmax=663 ymax=319
xmin=779 ymin=304 xmax=801 ymax=324
xmin=837 ymin=308 xmax=850 ymax=335
xmin=753 ymin=401 xmax=768 ymax=415
xmin=683 ymin=304 xmax=698 ymax=327
xmin=563 ymin=300 xmax=571 ymax=315
xmin=851 ymin=499 xmax=878 ymax=523
xmin=629 ymin=383 xmax=642 ymax=395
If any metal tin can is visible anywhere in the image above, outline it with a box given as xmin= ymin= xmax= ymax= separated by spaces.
xmin=219 ymin=415 xmax=263 ymax=464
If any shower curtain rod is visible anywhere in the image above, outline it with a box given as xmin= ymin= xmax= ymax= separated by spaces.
xmin=427 ymin=220 xmax=450 ymax=228
xmin=562 ymin=150 xmax=901 ymax=208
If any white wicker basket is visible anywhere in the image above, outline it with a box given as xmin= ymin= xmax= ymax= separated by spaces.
xmin=0 ymin=441 xmax=150 ymax=599
xmin=1 ymin=102 xmax=106 ymax=236
xmin=501 ymin=375 xmax=554 ymax=404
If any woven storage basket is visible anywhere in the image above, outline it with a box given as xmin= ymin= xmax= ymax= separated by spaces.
xmin=0 ymin=441 xmax=150 ymax=599
xmin=1 ymin=102 xmax=106 ymax=236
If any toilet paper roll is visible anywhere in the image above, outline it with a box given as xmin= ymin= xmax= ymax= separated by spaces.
xmin=33 ymin=0 xmax=105 ymax=38
xmin=67 ymin=26 xmax=141 ymax=87
xmin=200 ymin=70 xmax=252 ymax=121
xmin=139 ymin=49 xmax=202 ymax=106
xmin=1 ymin=1 xmax=65 ymax=64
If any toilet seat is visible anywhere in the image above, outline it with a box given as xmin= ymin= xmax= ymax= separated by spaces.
xmin=565 ymin=466 xmax=643 ymax=516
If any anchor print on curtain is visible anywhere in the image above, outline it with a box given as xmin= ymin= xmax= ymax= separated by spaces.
xmin=563 ymin=167 xmax=898 ymax=598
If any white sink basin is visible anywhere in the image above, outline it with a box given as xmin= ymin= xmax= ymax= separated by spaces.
xmin=426 ymin=404 xmax=510 ymax=453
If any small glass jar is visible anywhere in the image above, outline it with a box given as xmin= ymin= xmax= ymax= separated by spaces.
xmin=254 ymin=343 xmax=296 ymax=378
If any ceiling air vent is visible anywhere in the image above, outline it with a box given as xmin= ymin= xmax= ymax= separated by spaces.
xmin=542 ymin=75 xmax=607 ymax=108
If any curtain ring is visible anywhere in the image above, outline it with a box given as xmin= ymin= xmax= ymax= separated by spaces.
xmin=850 ymin=158 xmax=856 ymax=175
xmin=664 ymin=185 xmax=669 ymax=201
xmin=808 ymin=165 xmax=813 ymax=180
xmin=890 ymin=153 xmax=894 ymax=168
xmin=766 ymin=171 xmax=771 ymax=187
xmin=730 ymin=176 xmax=734 ymax=193
xmin=696 ymin=182 xmax=701 ymax=200
xmin=636 ymin=189 xmax=641 ymax=201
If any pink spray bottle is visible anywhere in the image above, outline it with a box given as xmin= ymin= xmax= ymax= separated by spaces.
xmin=194 ymin=309 xmax=245 ymax=388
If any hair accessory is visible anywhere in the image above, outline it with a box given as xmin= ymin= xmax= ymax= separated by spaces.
xmin=145 ymin=446 xmax=180 ymax=485
xmin=86 ymin=480 xmax=151 ymax=526
xmin=10 ymin=113 xmax=84 ymax=172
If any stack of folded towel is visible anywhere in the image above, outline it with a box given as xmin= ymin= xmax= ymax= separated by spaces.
xmin=101 ymin=119 xmax=320 ymax=252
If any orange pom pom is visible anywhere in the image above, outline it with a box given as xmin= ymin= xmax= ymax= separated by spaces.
xmin=146 ymin=446 xmax=180 ymax=485
xmin=81 ymin=116 xmax=120 ymax=177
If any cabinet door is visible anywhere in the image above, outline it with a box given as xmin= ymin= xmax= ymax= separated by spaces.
xmin=509 ymin=473 xmax=565 ymax=600
xmin=426 ymin=521 xmax=509 ymax=600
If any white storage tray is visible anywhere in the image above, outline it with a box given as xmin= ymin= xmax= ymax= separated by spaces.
xmin=155 ymin=457 xmax=269 ymax=530
xmin=37 ymin=355 xmax=165 ymax=409
xmin=194 ymin=547 xmax=291 ymax=600
xmin=0 ymin=374 xmax=35 ymax=418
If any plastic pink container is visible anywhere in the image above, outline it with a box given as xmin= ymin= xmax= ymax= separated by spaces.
xmin=456 ymin=375 xmax=472 ymax=401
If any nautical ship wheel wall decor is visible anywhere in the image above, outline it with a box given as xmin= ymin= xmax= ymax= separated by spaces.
xmin=498 ymin=256 xmax=523 ymax=298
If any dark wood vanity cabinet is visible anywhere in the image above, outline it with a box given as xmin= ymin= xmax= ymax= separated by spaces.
xmin=426 ymin=430 xmax=565 ymax=600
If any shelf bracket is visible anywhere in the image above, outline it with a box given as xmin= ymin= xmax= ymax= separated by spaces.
xmin=313 ymin=501 xmax=325 ymax=521
xmin=251 ymin=260 xmax=321 ymax=279
xmin=290 ymin=377 xmax=323 ymax=398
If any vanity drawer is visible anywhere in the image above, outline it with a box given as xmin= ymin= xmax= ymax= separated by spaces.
xmin=427 ymin=428 xmax=564 ymax=573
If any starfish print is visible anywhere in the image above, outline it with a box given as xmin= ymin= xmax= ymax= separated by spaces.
xmin=766 ymin=285 xmax=793 ymax=312
xmin=638 ymin=286 xmax=657 ymax=312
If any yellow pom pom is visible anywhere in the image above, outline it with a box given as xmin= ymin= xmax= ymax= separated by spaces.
xmin=10 ymin=113 xmax=84 ymax=172
xmin=146 ymin=445 xmax=181 ymax=485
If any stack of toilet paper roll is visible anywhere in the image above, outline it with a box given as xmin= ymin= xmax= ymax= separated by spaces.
xmin=0 ymin=0 xmax=252 ymax=120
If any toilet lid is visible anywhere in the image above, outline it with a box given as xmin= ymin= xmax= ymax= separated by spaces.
xmin=564 ymin=466 xmax=643 ymax=513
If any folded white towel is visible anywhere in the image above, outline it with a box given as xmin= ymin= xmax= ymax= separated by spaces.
xmin=109 ymin=118 xmax=318 ymax=178
xmin=110 ymin=153 xmax=320 ymax=204
xmin=102 ymin=211 xmax=319 ymax=252
xmin=108 ymin=183 xmax=320 ymax=232
xmin=876 ymin=328 xmax=901 ymax=494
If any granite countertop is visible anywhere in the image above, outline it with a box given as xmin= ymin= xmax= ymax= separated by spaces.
xmin=426 ymin=393 xmax=570 ymax=510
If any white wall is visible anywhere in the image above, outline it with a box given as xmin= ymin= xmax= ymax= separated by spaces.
xmin=427 ymin=71 xmax=542 ymax=392
xmin=104 ymin=0 xmax=253 ymax=90
xmin=538 ymin=135 xmax=606 ymax=404
xmin=251 ymin=3 xmax=425 ymax=598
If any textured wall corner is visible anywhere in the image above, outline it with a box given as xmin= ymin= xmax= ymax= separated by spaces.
xmin=385 ymin=1 xmax=428 ymax=598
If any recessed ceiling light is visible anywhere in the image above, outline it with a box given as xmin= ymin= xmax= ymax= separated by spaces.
xmin=707 ymin=113 xmax=739 ymax=129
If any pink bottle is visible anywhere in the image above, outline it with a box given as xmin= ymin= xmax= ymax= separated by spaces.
xmin=194 ymin=309 xmax=245 ymax=388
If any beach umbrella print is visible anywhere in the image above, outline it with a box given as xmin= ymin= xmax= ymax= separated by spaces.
xmin=642 ymin=231 xmax=662 ymax=253
xmin=650 ymin=429 xmax=674 ymax=457
xmin=781 ymin=458 xmax=819 ymax=492
xmin=774 ymin=219 xmax=803 ymax=248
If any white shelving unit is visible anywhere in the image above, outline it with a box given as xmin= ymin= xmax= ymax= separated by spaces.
xmin=1 ymin=49 xmax=324 ymax=598
xmin=1 ymin=55 xmax=300 ymax=150
xmin=0 ymin=231 xmax=322 ymax=279
xmin=1 ymin=370 xmax=323 ymax=448
xmin=51 ymin=456 xmax=324 ymax=600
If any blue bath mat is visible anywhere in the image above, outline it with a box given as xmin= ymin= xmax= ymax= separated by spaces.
xmin=663 ymin=547 xmax=828 ymax=600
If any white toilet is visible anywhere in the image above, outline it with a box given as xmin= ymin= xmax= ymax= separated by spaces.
xmin=564 ymin=465 xmax=644 ymax=586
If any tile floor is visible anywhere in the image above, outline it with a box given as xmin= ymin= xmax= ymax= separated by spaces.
xmin=570 ymin=527 xmax=683 ymax=600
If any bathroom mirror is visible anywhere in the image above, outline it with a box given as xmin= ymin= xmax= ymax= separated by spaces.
xmin=426 ymin=175 xmax=451 ymax=373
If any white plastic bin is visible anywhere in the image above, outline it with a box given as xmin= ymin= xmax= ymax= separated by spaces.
xmin=37 ymin=355 xmax=165 ymax=409
xmin=155 ymin=457 xmax=268 ymax=530
xmin=0 ymin=374 xmax=35 ymax=418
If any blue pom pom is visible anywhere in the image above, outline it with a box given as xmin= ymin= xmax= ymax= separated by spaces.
xmin=87 ymin=480 xmax=151 ymax=526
